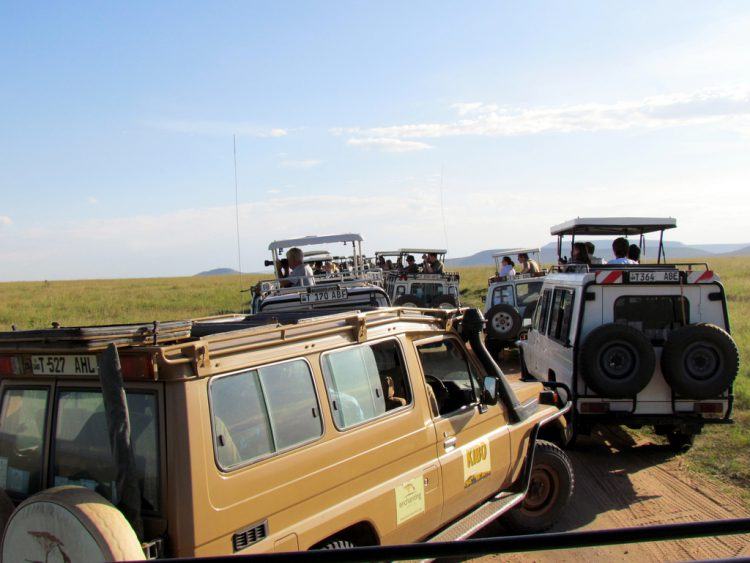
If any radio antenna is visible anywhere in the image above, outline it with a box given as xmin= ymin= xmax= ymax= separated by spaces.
xmin=439 ymin=165 xmax=450 ymax=250
xmin=233 ymin=135 xmax=244 ymax=306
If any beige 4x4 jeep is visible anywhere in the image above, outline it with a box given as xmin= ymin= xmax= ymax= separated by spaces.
xmin=0 ymin=308 xmax=572 ymax=560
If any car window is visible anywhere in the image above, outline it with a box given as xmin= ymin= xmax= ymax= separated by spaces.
xmin=614 ymin=295 xmax=689 ymax=342
xmin=492 ymin=285 xmax=514 ymax=306
xmin=53 ymin=390 xmax=160 ymax=511
xmin=534 ymin=289 xmax=552 ymax=332
xmin=322 ymin=340 xmax=411 ymax=430
xmin=211 ymin=360 xmax=322 ymax=470
xmin=516 ymin=281 xmax=543 ymax=306
xmin=548 ymin=288 xmax=575 ymax=344
xmin=411 ymin=283 xmax=444 ymax=298
xmin=0 ymin=388 xmax=48 ymax=497
xmin=417 ymin=338 xmax=478 ymax=417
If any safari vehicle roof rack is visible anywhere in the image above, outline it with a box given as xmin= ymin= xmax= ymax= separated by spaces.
xmin=268 ymin=233 xmax=363 ymax=250
xmin=491 ymin=247 xmax=541 ymax=258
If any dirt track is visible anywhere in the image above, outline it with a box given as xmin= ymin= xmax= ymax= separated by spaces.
xmin=470 ymin=361 xmax=750 ymax=562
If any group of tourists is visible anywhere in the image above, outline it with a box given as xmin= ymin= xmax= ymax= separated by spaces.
xmin=567 ymin=237 xmax=640 ymax=266
xmin=497 ymin=252 xmax=541 ymax=279
xmin=378 ymin=253 xmax=445 ymax=275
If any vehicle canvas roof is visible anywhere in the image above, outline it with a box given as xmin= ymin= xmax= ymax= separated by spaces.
xmin=374 ymin=250 xmax=401 ymax=257
xmin=550 ymin=217 xmax=677 ymax=236
xmin=268 ymin=233 xmax=363 ymax=250
xmin=491 ymin=247 xmax=541 ymax=258
xmin=303 ymin=250 xmax=332 ymax=262
xmin=398 ymin=248 xmax=447 ymax=255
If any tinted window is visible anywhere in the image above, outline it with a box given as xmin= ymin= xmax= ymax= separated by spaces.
xmin=614 ymin=295 xmax=689 ymax=342
xmin=534 ymin=289 xmax=552 ymax=332
xmin=0 ymin=388 xmax=48 ymax=497
xmin=411 ymin=283 xmax=444 ymax=299
xmin=211 ymin=360 xmax=321 ymax=470
xmin=492 ymin=285 xmax=514 ymax=306
xmin=53 ymin=390 xmax=160 ymax=511
xmin=323 ymin=340 xmax=411 ymax=429
xmin=548 ymin=289 xmax=575 ymax=344
xmin=417 ymin=339 xmax=478 ymax=417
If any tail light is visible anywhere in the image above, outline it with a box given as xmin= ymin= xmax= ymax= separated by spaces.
xmin=119 ymin=355 xmax=155 ymax=380
xmin=695 ymin=402 xmax=724 ymax=414
xmin=580 ymin=401 xmax=609 ymax=414
xmin=0 ymin=355 xmax=21 ymax=376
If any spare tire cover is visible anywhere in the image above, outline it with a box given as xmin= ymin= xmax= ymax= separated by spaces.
xmin=486 ymin=304 xmax=522 ymax=340
xmin=579 ymin=323 xmax=655 ymax=398
xmin=661 ymin=323 xmax=739 ymax=399
xmin=2 ymin=486 xmax=144 ymax=562
xmin=435 ymin=294 xmax=458 ymax=309
xmin=395 ymin=294 xmax=425 ymax=308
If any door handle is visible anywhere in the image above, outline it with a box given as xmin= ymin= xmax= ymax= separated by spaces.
xmin=443 ymin=437 xmax=457 ymax=449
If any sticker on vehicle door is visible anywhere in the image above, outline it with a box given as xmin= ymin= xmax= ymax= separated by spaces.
xmin=463 ymin=437 xmax=491 ymax=488
xmin=395 ymin=476 xmax=425 ymax=525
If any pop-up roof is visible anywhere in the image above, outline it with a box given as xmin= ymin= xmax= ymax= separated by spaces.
xmin=491 ymin=247 xmax=541 ymax=258
xmin=398 ymin=248 xmax=447 ymax=255
xmin=550 ymin=217 xmax=677 ymax=236
xmin=268 ymin=233 xmax=363 ymax=251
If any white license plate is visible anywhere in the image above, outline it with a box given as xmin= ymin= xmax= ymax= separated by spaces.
xmin=301 ymin=288 xmax=348 ymax=303
xmin=31 ymin=355 xmax=99 ymax=376
xmin=628 ymin=271 xmax=681 ymax=283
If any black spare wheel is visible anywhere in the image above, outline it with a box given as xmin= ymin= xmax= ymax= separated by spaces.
xmin=434 ymin=294 xmax=458 ymax=309
xmin=486 ymin=304 xmax=522 ymax=341
xmin=579 ymin=323 xmax=655 ymax=398
xmin=394 ymin=294 xmax=425 ymax=308
xmin=661 ymin=323 xmax=739 ymax=399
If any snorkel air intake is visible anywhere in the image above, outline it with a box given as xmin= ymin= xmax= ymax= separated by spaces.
xmin=461 ymin=308 xmax=535 ymax=423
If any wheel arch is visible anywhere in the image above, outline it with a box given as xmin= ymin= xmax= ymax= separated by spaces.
xmin=309 ymin=520 xmax=380 ymax=550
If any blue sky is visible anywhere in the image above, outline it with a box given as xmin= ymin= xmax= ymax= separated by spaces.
xmin=1 ymin=1 xmax=750 ymax=280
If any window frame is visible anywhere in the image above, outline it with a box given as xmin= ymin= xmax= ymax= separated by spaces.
xmin=534 ymin=288 xmax=553 ymax=333
xmin=414 ymin=334 xmax=481 ymax=420
xmin=492 ymin=284 xmax=515 ymax=307
xmin=613 ymin=294 xmax=690 ymax=342
xmin=208 ymin=357 xmax=325 ymax=473
xmin=320 ymin=337 xmax=414 ymax=432
xmin=548 ymin=288 xmax=575 ymax=346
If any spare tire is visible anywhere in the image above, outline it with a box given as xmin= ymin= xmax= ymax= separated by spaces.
xmin=434 ymin=295 xmax=458 ymax=309
xmin=2 ymin=486 xmax=144 ymax=562
xmin=486 ymin=304 xmax=522 ymax=341
xmin=0 ymin=488 xmax=14 ymax=536
xmin=395 ymin=295 xmax=425 ymax=308
xmin=661 ymin=323 xmax=739 ymax=399
xmin=579 ymin=324 xmax=655 ymax=398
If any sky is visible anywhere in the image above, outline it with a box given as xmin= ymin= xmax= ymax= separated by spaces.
xmin=1 ymin=1 xmax=750 ymax=281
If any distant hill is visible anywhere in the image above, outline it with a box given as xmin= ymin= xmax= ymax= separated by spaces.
xmin=195 ymin=267 xmax=240 ymax=277
xmin=446 ymin=240 xmax=750 ymax=267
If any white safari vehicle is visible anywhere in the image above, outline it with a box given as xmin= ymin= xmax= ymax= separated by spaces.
xmin=252 ymin=234 xmax=389 ymax=314
xmin=377 ymin=249 xmax=461 ymax=309
xmin=519 ymin=218 xmax=738 ymax=450
xmin=484 ymin=248 xmax=546 ymax=354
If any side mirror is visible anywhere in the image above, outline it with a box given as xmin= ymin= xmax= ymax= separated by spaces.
xmin=482 ymin=376 xmax=499 ymax=405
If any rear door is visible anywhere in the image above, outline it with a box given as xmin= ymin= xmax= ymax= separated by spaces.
xmin=414 ymin=336 xmax=511 ymax=525
xmin=525 ymin=288 xmax=552 ymax=376
xmin=543 ymin=287 xmax=576 ymax=382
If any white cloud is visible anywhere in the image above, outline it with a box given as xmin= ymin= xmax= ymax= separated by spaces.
xmin=87 ymin=197 xmax=98 ymax=205
xmin=341 ymin=87 xmax=750 ymax=140
xmin=146 ymin=119 xmax=288 ymax=138
xmin=266 ymin=188 xmax=281 ymax=194
xmin=280 ymin=158 xmax=321 ymax=169
xmin=0 ymin=216 xmax=12 ymax=227
xmin=346 ymin=137 xmax=433 ymax=152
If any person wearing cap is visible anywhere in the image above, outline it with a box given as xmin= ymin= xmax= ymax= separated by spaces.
xmin=404 ymin=255 xmax=420 ymax=274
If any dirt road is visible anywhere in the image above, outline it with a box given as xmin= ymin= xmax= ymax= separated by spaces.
xmin=471 ymin=360 xmax=750 ymax=562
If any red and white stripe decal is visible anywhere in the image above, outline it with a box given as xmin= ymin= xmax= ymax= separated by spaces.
xmin=595 ymin=270 xmax=624 ymax=284
xmin=687 ymin=270 xmax=715 ymax=283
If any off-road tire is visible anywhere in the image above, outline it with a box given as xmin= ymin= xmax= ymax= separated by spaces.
xmin=434 ymin=295 xmax=458 ymax=309
xmin=503 ymin=440 xmax=574 ymax=533
xmin=322 ymin=539 xmax=356 ymax=550
xmin=661 ymin=323 xmax=739 ymax=399
xmin=665 ymin=428 xmax=696 ymax=452
xmin=394 ymin=295 xmax=425 ymax=308
xmin=579 ymin=323 xmax=655 ymax=398
xmin=1 ymin=486 xmax=144 ymax=562
xmin=486 ymin=304 xmax=522 ymax=341
xmin=0 ymin=488 xmax=14 ymax=536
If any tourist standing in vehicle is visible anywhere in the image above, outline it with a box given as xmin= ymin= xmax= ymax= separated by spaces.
xmin=518 ymin=252 xmax=540 ymax=274
xmin=424 ymin=252 xmax=445 ymax=274
xmin=585 ymin=242 xmax=603 ymax=264
xmin=282 ymin=247 xmax=316 ymax=287
xmin=609 ymin=237 xmax=637 ymax=264
xmin=404 ymin=254 xmax=420 ymax=274
xmin=571 ymin=242 xmax=591 ymax=265
xmin=498 ymin=256 xmax=516 ymax=278
xmin=628 ymin=244 xmax=641 ymax=263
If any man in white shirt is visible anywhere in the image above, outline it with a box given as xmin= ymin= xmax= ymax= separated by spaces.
xmin=282 ymin=247 xmax=316 ymax=287
xmin=608 ymin=237 xmax=637 ymax=265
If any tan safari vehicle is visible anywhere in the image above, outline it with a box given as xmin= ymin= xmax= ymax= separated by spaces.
xmin=0 ymin=308 xmax=573 ymax=560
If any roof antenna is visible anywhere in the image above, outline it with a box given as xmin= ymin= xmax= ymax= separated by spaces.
xmin=439 ymin=165 xmax=450 ymax=251
xmin=233 ymin=134 xmax=244 ymax=309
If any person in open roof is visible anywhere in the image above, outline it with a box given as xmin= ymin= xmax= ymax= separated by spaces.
xmin=585 ymin=242 xmax=603 ymax=264
xmin=518 ymin=252 xmax=540 ymax=274
xmin=628 ymin=243 xmax=641 ymax=263
xmin=281 ymin=247 xmax=316 ymax=287
xmin=609 ymin=237 xmax=637 ymax=265
xmin=423 ymin=252 xmax=444 ymax=274
xmin=404 ymin=254 xmax=420 ymax=274
xmin=571 ymin=242 xmax=591 ymax=265
xmin=498 ymin=256 xmax=516 ymax=278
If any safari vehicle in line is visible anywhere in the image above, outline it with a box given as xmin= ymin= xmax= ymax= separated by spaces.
xmin=251 ymin=233 xmax=389 ymax=314
xmin=377 ymin=249 xmax=461 ymax=309
xmin=519 ymin=218 xmax=738 ymax=450
xmin=0 ymin=307 xmax=573 ymax=560
xmin=484 ymin=248 xmax=546 ymax=355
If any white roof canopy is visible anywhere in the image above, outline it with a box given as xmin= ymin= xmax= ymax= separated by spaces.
xmin=491 ymin=247 xmax=541 ymax=258
xmin=398 ymin=248 xmax=447 ymax=255
xmin=269 ymin=233 xmax=363 ymax=251
xmin=550 ymin=217 xmax=677 ymax=236
xmin=374 ymin=251 xmax=401 ymax=257
xmin=303 ymin=250 xmax=332 ymax=263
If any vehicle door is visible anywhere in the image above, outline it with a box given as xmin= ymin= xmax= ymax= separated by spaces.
xmin=524 ymin=288 xmax=552 ymax=377
xmin=543 ymin=287 xmax=576 ymax=383
xmin=414 ymin=336 xmax=511 ymax=525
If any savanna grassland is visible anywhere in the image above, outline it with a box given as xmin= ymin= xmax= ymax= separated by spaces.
xmin=1 ymin=258 xmax=748 ymax=492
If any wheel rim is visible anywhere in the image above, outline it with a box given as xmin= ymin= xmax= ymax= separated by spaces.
xmin=597 ymin=340 xmax=639 ymax=380
xmin=438 ymin=302 xmax=454 ymax=310
xmin=683 ymin=342 xmax=722 ymax=381
xmin=492 ymin=312 xmax=514 ymax=334
xmin=521 ymin=463 xmax=560 ymax=515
